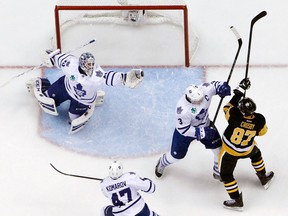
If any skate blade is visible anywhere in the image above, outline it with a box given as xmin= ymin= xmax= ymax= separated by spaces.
xmin=263 ymin=175 xmax=275 ymax=190
xmin=223 ymin=205 xmax=244 ymax=211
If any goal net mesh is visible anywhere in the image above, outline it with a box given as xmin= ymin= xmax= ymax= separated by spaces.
xmin=53 ymin=0 xmax=199 ymax=66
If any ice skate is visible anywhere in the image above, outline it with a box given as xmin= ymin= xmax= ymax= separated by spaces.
xmin=155 ymin=158 xmax=165 ymax=178
xmin=213 ymin=173 xmax=222 ymax=182
xmin=256 ymin=171 xmax=274 ymax=190
xmin=223 ymin=192 xmax=243 ymax=211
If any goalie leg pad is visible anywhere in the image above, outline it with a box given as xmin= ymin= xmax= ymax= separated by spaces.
xmin=69 ymin=102 xmax=96 ymax=134
xmin=33 ymin=78 xmax=58 ymax=116
xmin=26 ymin=77 xmax=51 ymax=95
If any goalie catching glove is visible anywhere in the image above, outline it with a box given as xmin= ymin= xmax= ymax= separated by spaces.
xmin=122 ymin=69 xmax=144 ymax=88
xmin=42 ymin=49 xmax=61 ymax=67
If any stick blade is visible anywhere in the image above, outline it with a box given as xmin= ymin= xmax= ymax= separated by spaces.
xmin=252 ymin=11 xmax=267 ymax=24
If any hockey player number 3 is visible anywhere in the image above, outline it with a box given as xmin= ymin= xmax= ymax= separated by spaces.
xmin=231 ymin=128 xmax=256 ymax=146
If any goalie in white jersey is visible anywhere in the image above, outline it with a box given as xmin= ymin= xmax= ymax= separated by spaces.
xmin=155 ymin=81 xmax=231 ymax=181
xmin=100 ymin=161 xmax=158 ymax=216
xmin=26 ymin=49 xmax=144 ymax=134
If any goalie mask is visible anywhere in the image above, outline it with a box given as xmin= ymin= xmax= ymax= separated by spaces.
xmin=109 ymin=161 xmax=123 ymax=180
xmin=185 ymin=85 xmax=204 ymax=104
xmin=79 ymin=52 xmax=95 ymax=76
xmin=238 ymin=97 xmax=256 ymax=115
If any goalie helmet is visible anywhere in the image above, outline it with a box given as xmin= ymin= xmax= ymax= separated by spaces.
xmin=238 ymin=97 xmax=256 ymax=115
xmin=185 ymin=85 xmax=204 ymax=104
xmin=109 ymin=161 xmax=123 ymax=180
xmin=79 ymin=52 xmax=95 ymax=77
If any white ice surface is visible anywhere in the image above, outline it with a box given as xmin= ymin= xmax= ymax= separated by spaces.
xmin=0 ymin=0 xmax=288 ymax=215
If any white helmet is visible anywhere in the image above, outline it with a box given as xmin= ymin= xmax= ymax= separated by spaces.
xmin=79 ymin=52 xmax=95 ymax=76
xmin=185 ymin=85 xmax=204 ymax=104
xmin=109 ymin=161 xmax=123 ymax=180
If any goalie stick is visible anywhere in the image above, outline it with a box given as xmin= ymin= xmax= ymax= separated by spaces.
xmin=244 ymin=11 xmax=267 ymax=96
xmin=0 ymin=39 xmax=97 ymax=88
xmin=50 ymin=163 xmax=103 ymax=181
xmin=212 ymin=26 xmax=242 ymax=125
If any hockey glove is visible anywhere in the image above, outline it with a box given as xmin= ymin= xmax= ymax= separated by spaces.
xmin=42 ymin=49 xmax=60 ymax=67
xmin=195 ymin=127 xmax=216 ymax=141
xmin=123 ymin=69 xmax=144 ymax=88
xmin=216 ymin=82 xmax=231 ymax=98
xmin=233 ymin=78 xmax=251 ymax=96
xmin=239 ymin=77 xmax=251 ymax=90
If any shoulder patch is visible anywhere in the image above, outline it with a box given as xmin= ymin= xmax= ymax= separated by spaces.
xmin=191 ymin=107 xmax=197 ymax=114
xmin=177 ymin=106 xmax=183 ymax=114
xmin=70 ymin=75 xmax=76 ymax=81
xmin=95 ymin=70 xmax=104 ymax=77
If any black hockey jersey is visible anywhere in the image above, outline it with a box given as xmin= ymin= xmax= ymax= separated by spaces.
xmin=222 ymin=100 xmax=267 ymax=157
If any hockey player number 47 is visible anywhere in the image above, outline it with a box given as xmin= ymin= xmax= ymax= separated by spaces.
xmin=111 ymin=188 xmax=132 ymax=206
xmin=231 ymin=128 xmax=256 ymax=146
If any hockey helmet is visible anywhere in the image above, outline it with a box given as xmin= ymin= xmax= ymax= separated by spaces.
xmin=238 ymin=97 xmax=256 ymax=115
xmin=79 ymin=52 xmax=95 ymax=76
xmin=109 ymin=161 xmax=123 ymax=180
xmin=185 ymin=85 xmax=204 ymax=104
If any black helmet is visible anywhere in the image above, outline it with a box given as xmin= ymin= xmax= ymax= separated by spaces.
xmin=238 ymin=97 xmax=256 ymax=115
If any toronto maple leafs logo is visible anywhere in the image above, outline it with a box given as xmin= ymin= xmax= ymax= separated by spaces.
xmin=74 ymin=83 xmax=86 ymax=97
xmin=95 ymin=70 xmax=103 ymax=77
xmin=177 ymin=106 xmax=183 ymax=114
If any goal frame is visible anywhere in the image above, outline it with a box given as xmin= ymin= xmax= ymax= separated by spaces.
xmin=54 ymin=5 xmax=190 ymax=67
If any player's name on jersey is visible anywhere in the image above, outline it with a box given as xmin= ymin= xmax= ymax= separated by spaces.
xmin=106 ymin=181 xmax=127 ymax=192
xmin=240 ymin=121 xmax=255 ymax=130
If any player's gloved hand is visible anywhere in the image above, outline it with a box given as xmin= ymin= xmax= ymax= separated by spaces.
xmin=42 ymin=49 xmax=60 ymax=67
xmin=123 ymin=69 xmax=144 ymax=89
xmin=234 ymin=78 xmax=251 ymax=96
xmin=216 ymin=82 xmax=231 ymax=98
xmin=239 ymin=77 xmax=251 ymax=90
xmin=195 ymin=127 xmax=216 ymax=141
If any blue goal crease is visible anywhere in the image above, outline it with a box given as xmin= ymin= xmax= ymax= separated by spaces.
xmin=40 ymin=66 xmax=204 ymax=158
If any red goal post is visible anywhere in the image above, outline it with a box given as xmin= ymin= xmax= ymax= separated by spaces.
xmin=53 ymin=1 xmax=198 ymax=67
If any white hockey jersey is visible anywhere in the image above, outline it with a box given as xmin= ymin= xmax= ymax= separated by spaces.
xmin=175 ymin=81 xmax=225 ymax=138
xmin=53 ymin=53 xmax=124 ymax=106
xmin=100 ymin=172 xmax=156 ymax=216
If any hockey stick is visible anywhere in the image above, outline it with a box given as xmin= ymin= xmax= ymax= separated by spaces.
xmin=212 ymin=26 xmax=242 ymax=125
xmin=50 ymin=163 xmax=103 ymax=181
xmin=244 ymin=11 xmax=267 ymax=96
xmin=0 ymin=39 xmax=97 ymax=88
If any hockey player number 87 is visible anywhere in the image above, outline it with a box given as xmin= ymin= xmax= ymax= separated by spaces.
xmin=230 ymin=128 xmax=256 ymax=146
xmin=111 ymin=188 xmax=132 ymax=206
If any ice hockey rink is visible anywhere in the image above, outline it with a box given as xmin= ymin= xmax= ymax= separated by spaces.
xmin=1 ymin=0 xmax=288 ymax=215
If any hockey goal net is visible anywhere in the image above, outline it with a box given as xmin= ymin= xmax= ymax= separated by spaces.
xmin=53 ymin=0 xmax=199 ymax=67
